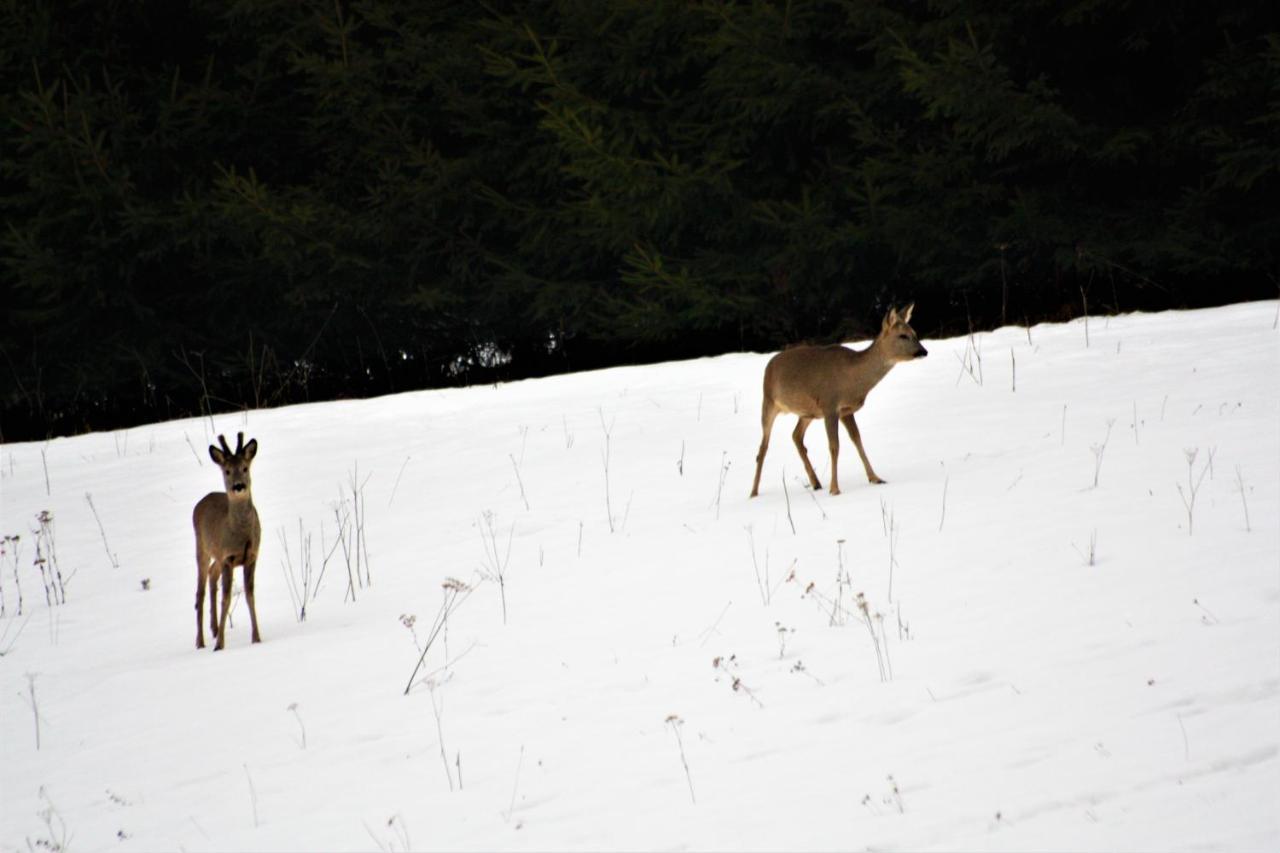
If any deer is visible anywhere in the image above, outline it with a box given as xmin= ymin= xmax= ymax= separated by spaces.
xmin=750 ymin=304 xmax=928 ymax=498
xmin=193 ymin=432 xmax=262 ymax=650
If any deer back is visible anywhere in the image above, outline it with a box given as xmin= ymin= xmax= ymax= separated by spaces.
xmin=764 ymin=344 xmax=886 ymax=416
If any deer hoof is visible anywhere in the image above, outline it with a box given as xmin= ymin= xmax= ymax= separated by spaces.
xmin=870 ymin=477 xmax=886 ymax=485
xmin=829 ymin=487 xmax=841 ymax=496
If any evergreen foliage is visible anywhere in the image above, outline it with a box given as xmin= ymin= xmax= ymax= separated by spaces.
xmin=1 ymin=0 xmax=1275 ymax=439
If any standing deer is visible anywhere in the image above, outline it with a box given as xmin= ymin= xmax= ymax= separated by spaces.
xmin=193 ymin=432 xmax=262 ymax=650
xmin=750 ymin=304 xmax=928 ymax=497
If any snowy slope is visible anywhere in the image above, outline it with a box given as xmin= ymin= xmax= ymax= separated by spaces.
xmin=2 ymin=302 xmax=1278 ymax=852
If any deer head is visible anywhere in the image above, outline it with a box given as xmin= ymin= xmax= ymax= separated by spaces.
xmin=879 ymin=303 xmax=928 ymax=363
xmin=208 ymin=432 xmax=259 ymax=499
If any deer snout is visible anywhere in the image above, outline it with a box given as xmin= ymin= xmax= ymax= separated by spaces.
xmin=915 ymin=345 xmax=928 ymax=358
xmin=231 ymin=483 xmax=248 ymax=493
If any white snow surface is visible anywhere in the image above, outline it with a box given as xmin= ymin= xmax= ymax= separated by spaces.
xmin=2 ymin=302 xmax=1278 ymax=852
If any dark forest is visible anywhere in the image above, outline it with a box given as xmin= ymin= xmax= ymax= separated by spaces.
xmin=2 ymin=1 xmax=1276 ymax=441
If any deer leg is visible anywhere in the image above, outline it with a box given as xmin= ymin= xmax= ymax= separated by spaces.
xmin=841 ymin=413 xmax=885 ymax=484
xmin=791 ymin=418 xmax=821 ymax=490
xmin=244 ymin=559 xmax=261 ymax=644
xmin=207 ymin=571 xmax=219 ymax=639
xmin=194 ymin=556 xmax=207 ymax=649
xmin=214 ymin=562 xmax=233 ymax=651
xmin=824 ymin=413 xmax=842 ymax=495
xmin=750 ymin=401 xmax=780 ymax=498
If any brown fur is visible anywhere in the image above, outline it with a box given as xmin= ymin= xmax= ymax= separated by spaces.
xmin=193 ymin=432 xmax=262 ymax=650
xmin=750 ymin=305 xmax=928 ymax=497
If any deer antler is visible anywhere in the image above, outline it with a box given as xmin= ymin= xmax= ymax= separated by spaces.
xmin=218 ymin=434 xmax=234 ymax=456
xmin=235 ymin=432 xmax=245 ymax=455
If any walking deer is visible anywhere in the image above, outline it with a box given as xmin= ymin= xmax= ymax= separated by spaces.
xmin=193 ymin=432 xmax=262 ymax=650
xmin=750 ymin=304 xmax=928 ymax=497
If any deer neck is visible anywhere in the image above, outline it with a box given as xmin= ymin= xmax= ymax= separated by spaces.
xmin=849 ymin=338 xmax=897 ymax=394
xmin=225 ymin=493 xmax=257 ymax=530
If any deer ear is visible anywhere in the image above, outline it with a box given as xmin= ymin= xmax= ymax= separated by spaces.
xmin=901 ymin=303 xmax=914 ymax=323
xmin=209 ymin=445 xmax=226 ymax=465
xmin=883 ymin=308 xmax=898 ymax=330
xmin=242 ymin=439 xmax=258 ymax=462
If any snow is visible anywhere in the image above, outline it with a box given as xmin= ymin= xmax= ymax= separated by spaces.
xmin=2 ymin=302 xmax=1278 ymax=852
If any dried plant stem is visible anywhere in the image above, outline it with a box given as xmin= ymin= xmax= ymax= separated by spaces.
xmin=388 ymin=455 xmax=411 ymax=508
xmin=184 ymin=432 xmax=204 ymax=466
xmin=429 ymin=684 xmax=454 ymax=791
xmin=806 ymin=485 xmax=828 ymax=521
xmin=244 ymin=764 xmax=259 ymax=828
xmin=85 ymin=493 xmax=120 ymax=569
xmin=887 ymin=509 xmax=899 ymax=603
xmin=1073 ymin=529 xmax=1098 ymax=566
xmin=1235 ymin=465 xmax=1252 ymax=532
xmin=278 ymin=520 xmax=313 ymax=622
xmin=782 ymin=470 xmax=796 ymax=534
xmin=479 ymin=511 xmax=513 ymax=624
xmin=503 ymin=745 xmax=525 ymax=823
xmin=831 ymin=539 xmax=849 ymax=627
xmin=1090 ymin=419 xmax=1116 ymax=488
xmin=666 ymin=716 xmax=696 ymax=805
xmin=509 ymin=454 xmax=530 ymax=511
xmin=403 ymin=581 xmax=476 ymax=695
xmin=713 ymin=451 xmax=730 ymax=520
xmin=599 ymin=409 xmax=615 ymax=533
xmin=25 ymin=672 xmax=41 ymax=749
xmin=1177 ymin=449 xmax=1210 ymax=535
xmin=938 ymin=475 xmax=949 ymax=532
xmin=287 ymin=703 xmax=307 ymax=749
xmin=856 ymin=594 xmax=889 ymax=682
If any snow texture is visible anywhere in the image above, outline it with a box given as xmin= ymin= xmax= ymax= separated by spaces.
xmin=2 ymin=302 xmax=1278 ymax=851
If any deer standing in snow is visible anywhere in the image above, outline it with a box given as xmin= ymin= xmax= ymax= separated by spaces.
xmin=750 ymin=305 xmax=928 ymax=497
xmin=193 ymin=433 xmax=262 ymax=650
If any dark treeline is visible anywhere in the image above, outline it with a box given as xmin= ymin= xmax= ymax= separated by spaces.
xmin=2 ymin=1 xmax=1276 ymax=441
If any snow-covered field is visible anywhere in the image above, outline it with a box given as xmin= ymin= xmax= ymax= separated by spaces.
xmin=2 ymin=302 xmax=1278 ymax=852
